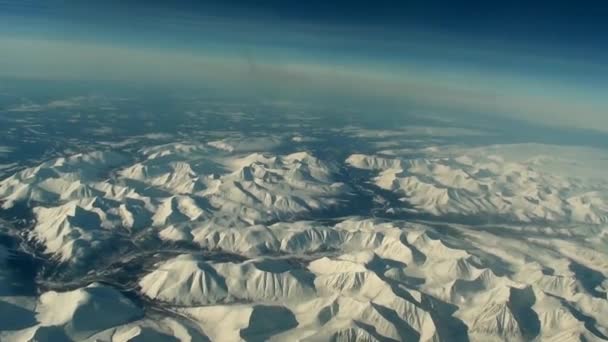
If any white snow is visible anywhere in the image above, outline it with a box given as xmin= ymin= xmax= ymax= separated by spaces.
xmin=1 ymin=142 xmax=607 ymax=341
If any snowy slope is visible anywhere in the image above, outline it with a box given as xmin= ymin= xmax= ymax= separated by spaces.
xmin=0 ymin=142 xmax=607 ymax=341
xmin=347 ymin=146 xmax=608 ymax=224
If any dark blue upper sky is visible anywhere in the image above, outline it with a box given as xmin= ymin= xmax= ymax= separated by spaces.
xmin=2 ymin=0 xmax=607 ymax=92
xmin=188 ymin=0 xmax=608 ymax=42
xmin=2 ymin=0 xmax=607 ymax=58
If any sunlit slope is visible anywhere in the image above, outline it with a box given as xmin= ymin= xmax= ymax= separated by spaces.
xmin=0 ymin=143 xmax=606 ymax=341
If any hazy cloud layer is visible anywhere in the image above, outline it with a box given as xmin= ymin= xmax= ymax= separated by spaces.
xmin=1 ymin=37 xmax=606 ymax=133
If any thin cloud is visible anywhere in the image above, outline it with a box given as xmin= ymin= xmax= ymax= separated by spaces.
xmin=1 ymin=37 xmax=606 ymax=133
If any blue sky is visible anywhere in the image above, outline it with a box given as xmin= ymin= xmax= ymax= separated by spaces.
xmin=0 ymin=1 xmax=607 ymax=132
xmin=2 ymin=1 xmax=607 ymax=53
xmin=2 ymin=1 xmax=607 ymax=74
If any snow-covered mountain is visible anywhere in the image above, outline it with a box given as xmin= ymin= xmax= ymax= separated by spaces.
xmin=347 ymin=147 xmax=608 ymax=224
xmin=0 ymin=142 xmax=607 ymax=341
